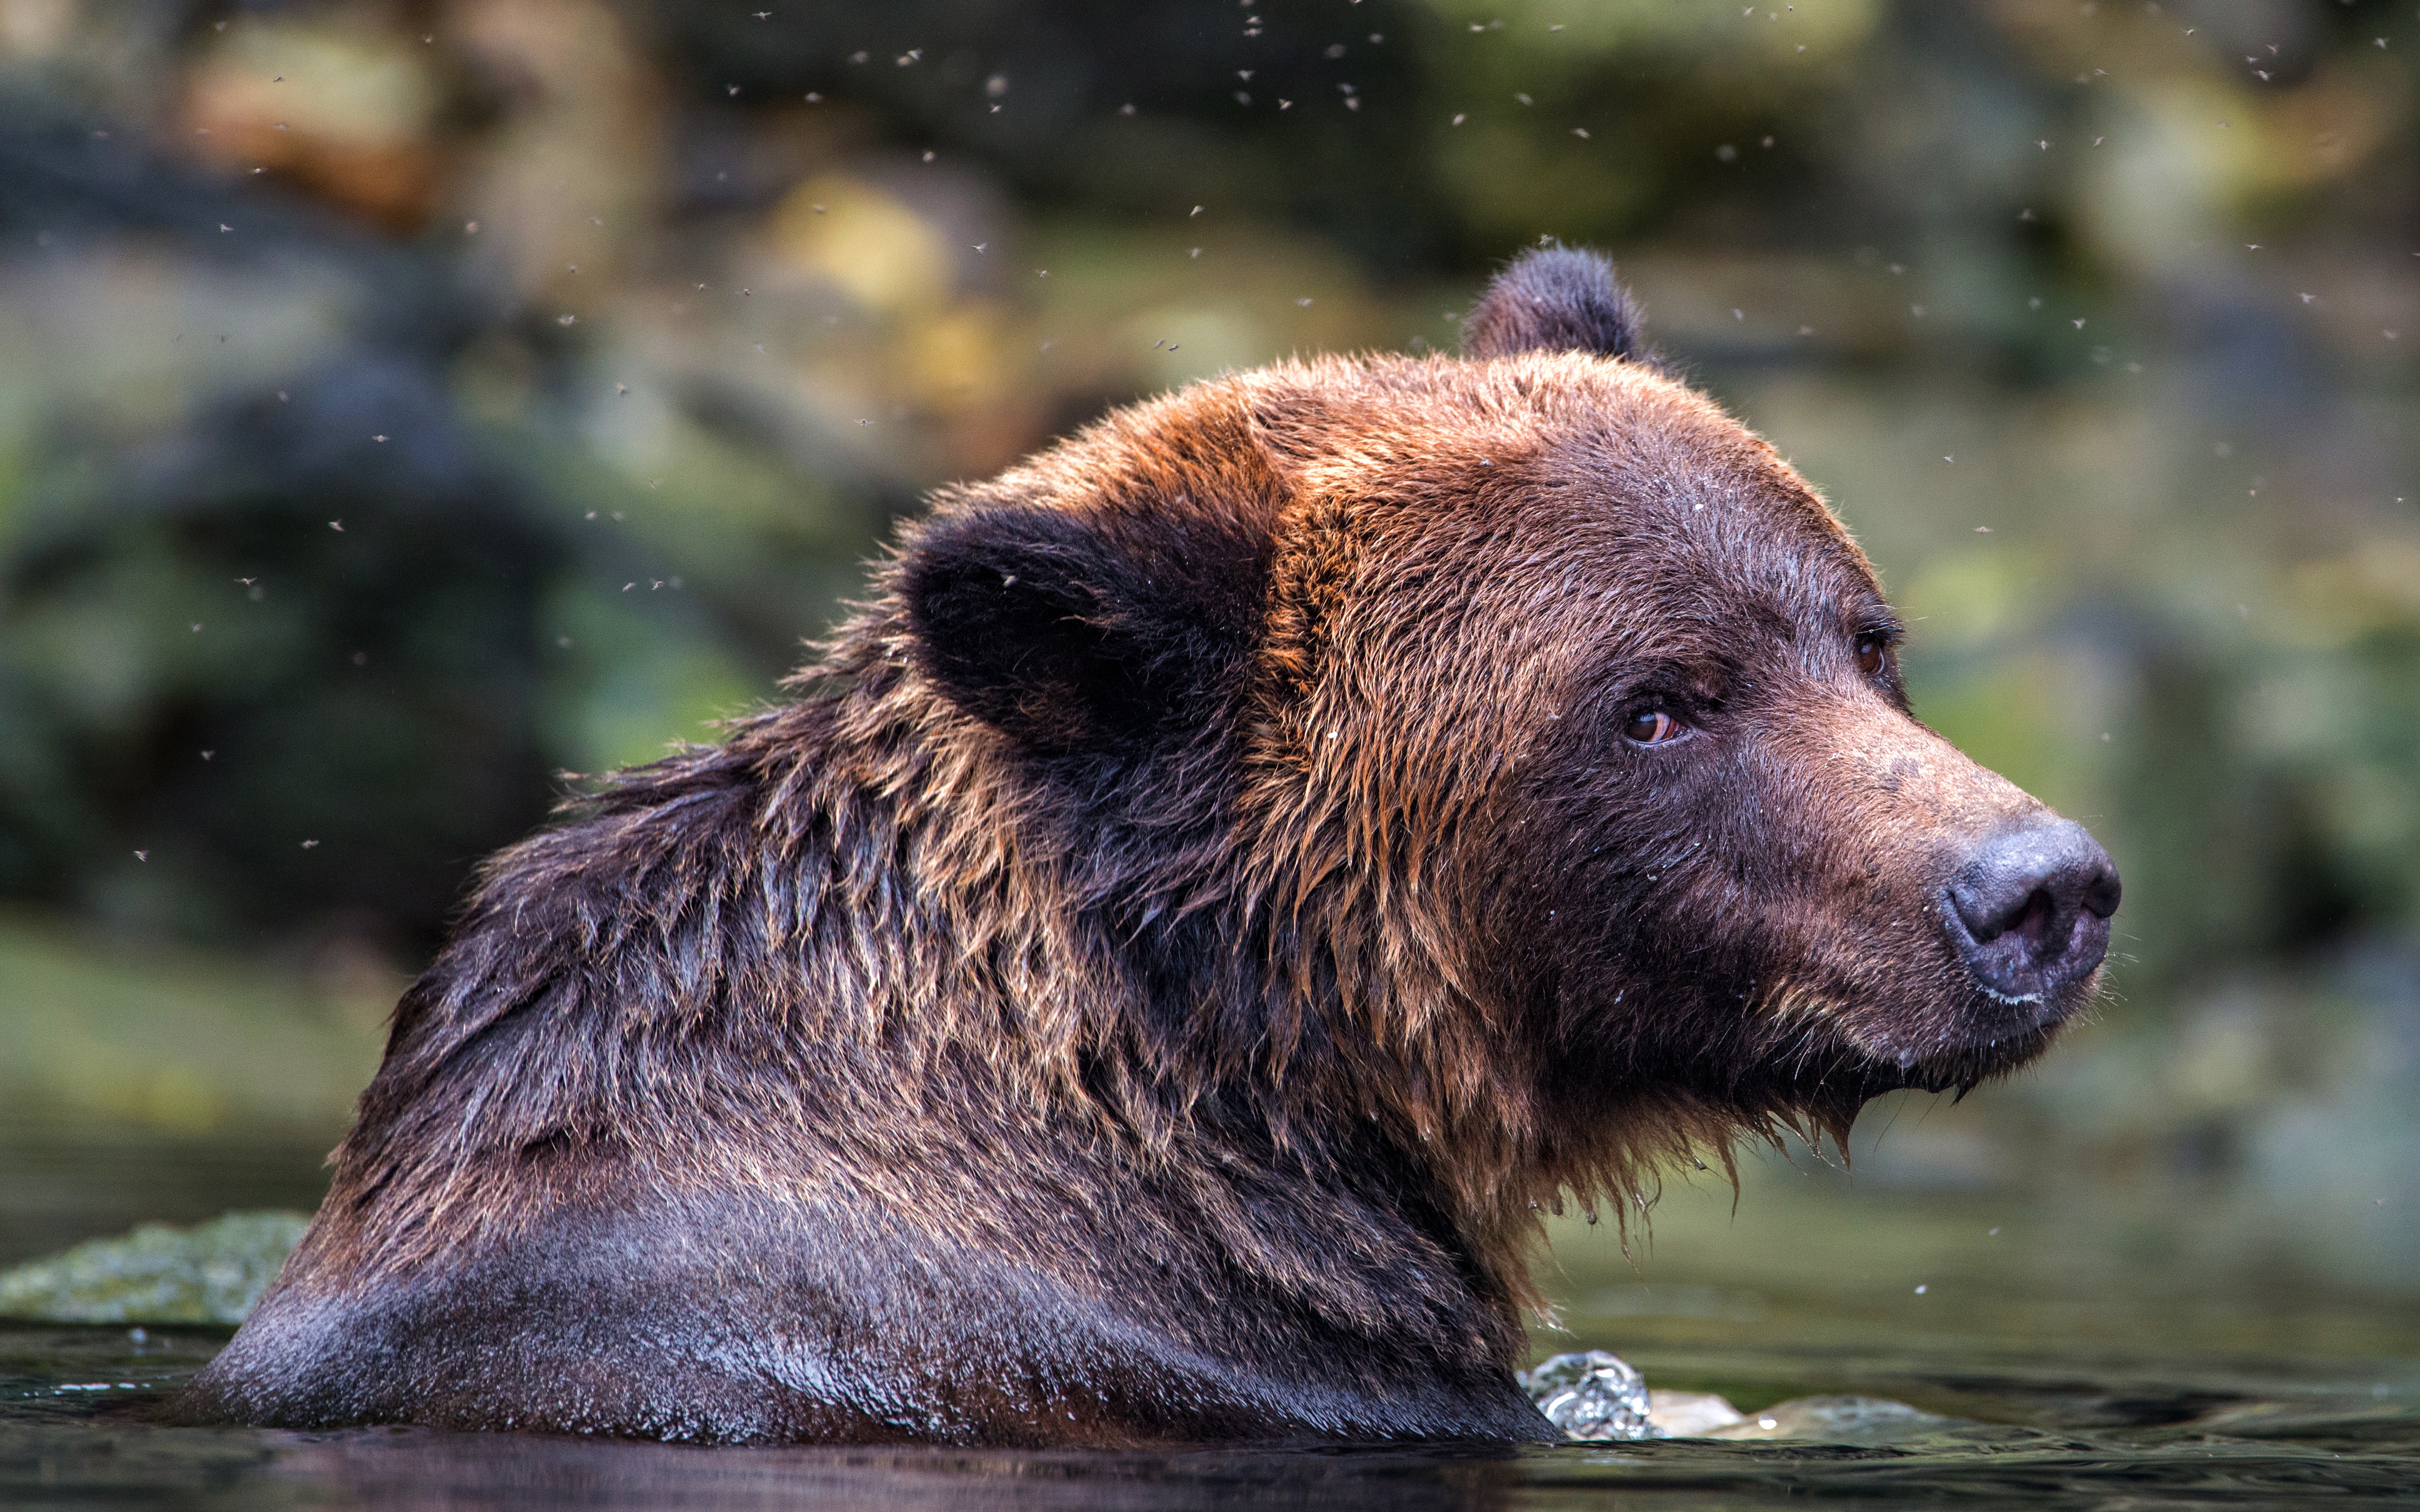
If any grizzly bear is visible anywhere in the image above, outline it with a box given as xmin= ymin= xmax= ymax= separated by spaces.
xmin=183 ymin=247 xmax=2118 ymax=1446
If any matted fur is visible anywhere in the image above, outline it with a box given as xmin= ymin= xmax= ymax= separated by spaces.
xmin=182 ymin=249 xmax=2109 ymax=1446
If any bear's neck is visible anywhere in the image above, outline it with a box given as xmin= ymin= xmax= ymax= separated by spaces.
xmin=332 ymin=649 xmax=1540 ymax=1371
xmin=764 ymin=644 xmax=1564 ymax=1323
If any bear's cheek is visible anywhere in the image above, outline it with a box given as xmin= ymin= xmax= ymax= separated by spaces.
xmin=1472 ymin=745 xmax=1763 ymax=1028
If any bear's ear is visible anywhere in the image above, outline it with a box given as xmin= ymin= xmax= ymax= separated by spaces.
xmin=899 ymin=501 xmax=1270 ymax=756
xmin=1462 ymin=245 xmax=1645 ymax=362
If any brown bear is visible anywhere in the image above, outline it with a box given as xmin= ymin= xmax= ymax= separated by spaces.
xmin=183 ymin=248 xmax=2118 ymax=1446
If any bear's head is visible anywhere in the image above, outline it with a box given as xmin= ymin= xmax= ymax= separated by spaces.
xmin=891 ymin=247 xmax=2117 ymax=1250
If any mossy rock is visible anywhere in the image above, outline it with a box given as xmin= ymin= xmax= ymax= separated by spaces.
xmin=0 ymin=1211 xmax=308 ymax=1325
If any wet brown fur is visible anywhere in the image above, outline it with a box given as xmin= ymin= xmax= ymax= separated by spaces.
xmin=183 ymin=250 xmax=2093 ymax=1446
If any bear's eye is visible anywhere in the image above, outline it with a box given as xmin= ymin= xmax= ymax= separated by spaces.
xmin=1622 ymin=708 xmax=1687 ymax=746
xmin=1856 ymin=634 xmax=1892 ymax=680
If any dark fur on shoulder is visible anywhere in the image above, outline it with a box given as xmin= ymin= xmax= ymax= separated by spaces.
xmin=182 ymin=248 xmax=2113 ymax=1446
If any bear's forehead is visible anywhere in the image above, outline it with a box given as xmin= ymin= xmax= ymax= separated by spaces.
xmin=1267 ymin=352 xmax=1886 ymax=621
xmin=987 ymin=348 xmax=1885 ymax=634
xmin=1259 ymin=351 xmax=1853 ymax=523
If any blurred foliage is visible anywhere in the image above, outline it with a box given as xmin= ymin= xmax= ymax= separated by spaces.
xmin=0 ymin=0 xmax=2414 ymax=1277
xmin=0 ymin=910 xmax=390 ymax=1134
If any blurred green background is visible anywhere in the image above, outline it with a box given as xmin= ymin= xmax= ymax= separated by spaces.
xmin=0 ymin=0 xmax=2413 ymax=1338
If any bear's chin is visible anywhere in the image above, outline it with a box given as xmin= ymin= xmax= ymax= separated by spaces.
xmin=1839 ymin=982 xmax=2090 ymax=1096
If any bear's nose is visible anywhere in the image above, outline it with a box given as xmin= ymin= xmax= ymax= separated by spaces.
xmin=1946 ymin=819 xmax=2121 ymax=1001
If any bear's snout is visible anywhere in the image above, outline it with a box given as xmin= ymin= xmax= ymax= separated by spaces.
xmin=1944 ymin=819 xmax=2121 ymax=1004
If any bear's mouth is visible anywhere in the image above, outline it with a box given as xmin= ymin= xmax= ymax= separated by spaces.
xmin=1791 ymin=813 xmax=2120 ymax=1095
xmin=1763 ymin=963 xmax=2088 ymax=1071
xmin=1844 ymin=989 xmax=2085 ymax=1094
xmin=1755 ymin=968 xmax=2093 ymax=1105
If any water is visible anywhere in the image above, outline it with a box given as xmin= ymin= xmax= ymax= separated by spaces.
xmin=0 ymin=1116 xmax=340 ymax=1271
xmin=1520 ymin=1352 xmax=1656 ymax=1441
xmin=4 ymin=1113 xmax=2416 ymax=1507
xmin=1 ymin=1338 xmax=2411 ymax=1511
xmin=5 ymin=1314 xmax=2415 ymax=1510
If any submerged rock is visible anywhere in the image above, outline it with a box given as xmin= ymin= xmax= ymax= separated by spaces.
xmin=1703 ymin=1393 xmax=1967 ymax=1445
xmin=1646 ymin=1388 xmax=1749 ymax=1436
xmin=1520 ymin=1354 xmax=1960 ymax=1446
xmin=1521 ymin=1350 xmax=1656 ymax=1441
xmin=0 ymin=1211 xmax=307 ymax=1326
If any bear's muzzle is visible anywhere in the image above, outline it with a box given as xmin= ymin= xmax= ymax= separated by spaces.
xmin=1943 ymin=818 xmax=2121 ymax=1005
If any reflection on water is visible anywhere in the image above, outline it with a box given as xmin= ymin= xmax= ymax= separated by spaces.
xmin=5 ymin=1317 xmax=2415 ymax=1511
xmin=5 ymin=1113 xmax=2418 ymax=1506
xmin=6 ymin=1066 xmax=2418 ymax=1506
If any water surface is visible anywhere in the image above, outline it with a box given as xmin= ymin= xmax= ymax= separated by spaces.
xmin=6 ymin=1088 xmax=2416 ymax=1508
xmin=8 ymin=1299 xmax=2414 ymax=1510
